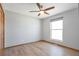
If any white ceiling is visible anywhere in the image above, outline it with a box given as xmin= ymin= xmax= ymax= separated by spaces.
xmin=2 ymin=3 xmax=78 ymax=19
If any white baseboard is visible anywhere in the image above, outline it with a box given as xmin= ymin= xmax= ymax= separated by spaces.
xmin=43 ymin=39 xmax=79 ymax=51
xmin=5 ymin=39 xmax=41 ymax=48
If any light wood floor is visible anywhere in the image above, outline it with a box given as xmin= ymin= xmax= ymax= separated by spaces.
xmin=0 ymin=41 xmax=79 ymax=56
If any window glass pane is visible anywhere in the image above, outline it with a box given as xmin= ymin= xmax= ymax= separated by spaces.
xmin=51 ymin=20 xmax=63 ymax=29
xmin=51 ymin=30 xmax=63 ymax=41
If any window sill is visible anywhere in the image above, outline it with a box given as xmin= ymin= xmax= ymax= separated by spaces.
xmin=51 ymin=39 xmax=63 ymax=42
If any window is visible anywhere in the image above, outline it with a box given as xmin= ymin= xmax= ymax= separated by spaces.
xmin=50 ymin=20 xmax=63 ymax=41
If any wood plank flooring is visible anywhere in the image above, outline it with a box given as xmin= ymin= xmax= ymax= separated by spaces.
xmin=0 ymin=41 xmax=79 ymax=56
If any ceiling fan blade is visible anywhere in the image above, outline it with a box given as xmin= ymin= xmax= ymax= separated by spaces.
xmin=43 ymin=6 xmax=55 ymax=11
xmin=36 ymin=3 xmax=43 ymax=10
xmin=38 ymin=13 xmax=41 ymax=16
xmin=44 ymin=11 xmax=49 ymax=15
xmin=29 ymin=11 xmax=40 ymax=12
xmin=36 ymin=3 xmax=41 ymax=9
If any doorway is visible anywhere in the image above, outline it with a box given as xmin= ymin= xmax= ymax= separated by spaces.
xmin=0 ymin=3 xmax=4 ymax=50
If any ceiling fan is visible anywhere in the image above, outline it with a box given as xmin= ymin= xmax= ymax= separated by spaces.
xmin=29 ymin=3 xmax=55 ymax=16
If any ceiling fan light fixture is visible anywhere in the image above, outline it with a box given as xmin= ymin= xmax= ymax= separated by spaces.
xmin=39 ymin=11 xmax=44 ymax=15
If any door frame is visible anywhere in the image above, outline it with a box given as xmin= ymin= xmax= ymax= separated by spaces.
xmin=0 ymin=3 xmax=5 ymax=49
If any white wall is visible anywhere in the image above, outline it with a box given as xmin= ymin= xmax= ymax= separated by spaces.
xmin=5 ymin=10 xmax=41 ymax=48
xmin=42 ymin=8 xmax=79 ymax=50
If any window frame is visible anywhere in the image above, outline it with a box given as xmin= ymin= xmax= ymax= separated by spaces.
xmin=50 ymin=19 xmax=63 ymax=41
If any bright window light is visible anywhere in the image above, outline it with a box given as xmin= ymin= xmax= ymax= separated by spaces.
xmin=50 ymin=20 xmax=63 ymax=41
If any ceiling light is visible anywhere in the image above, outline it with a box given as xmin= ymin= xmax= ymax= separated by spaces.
xmin=39 ymin=11 xmax=44 ymax=15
